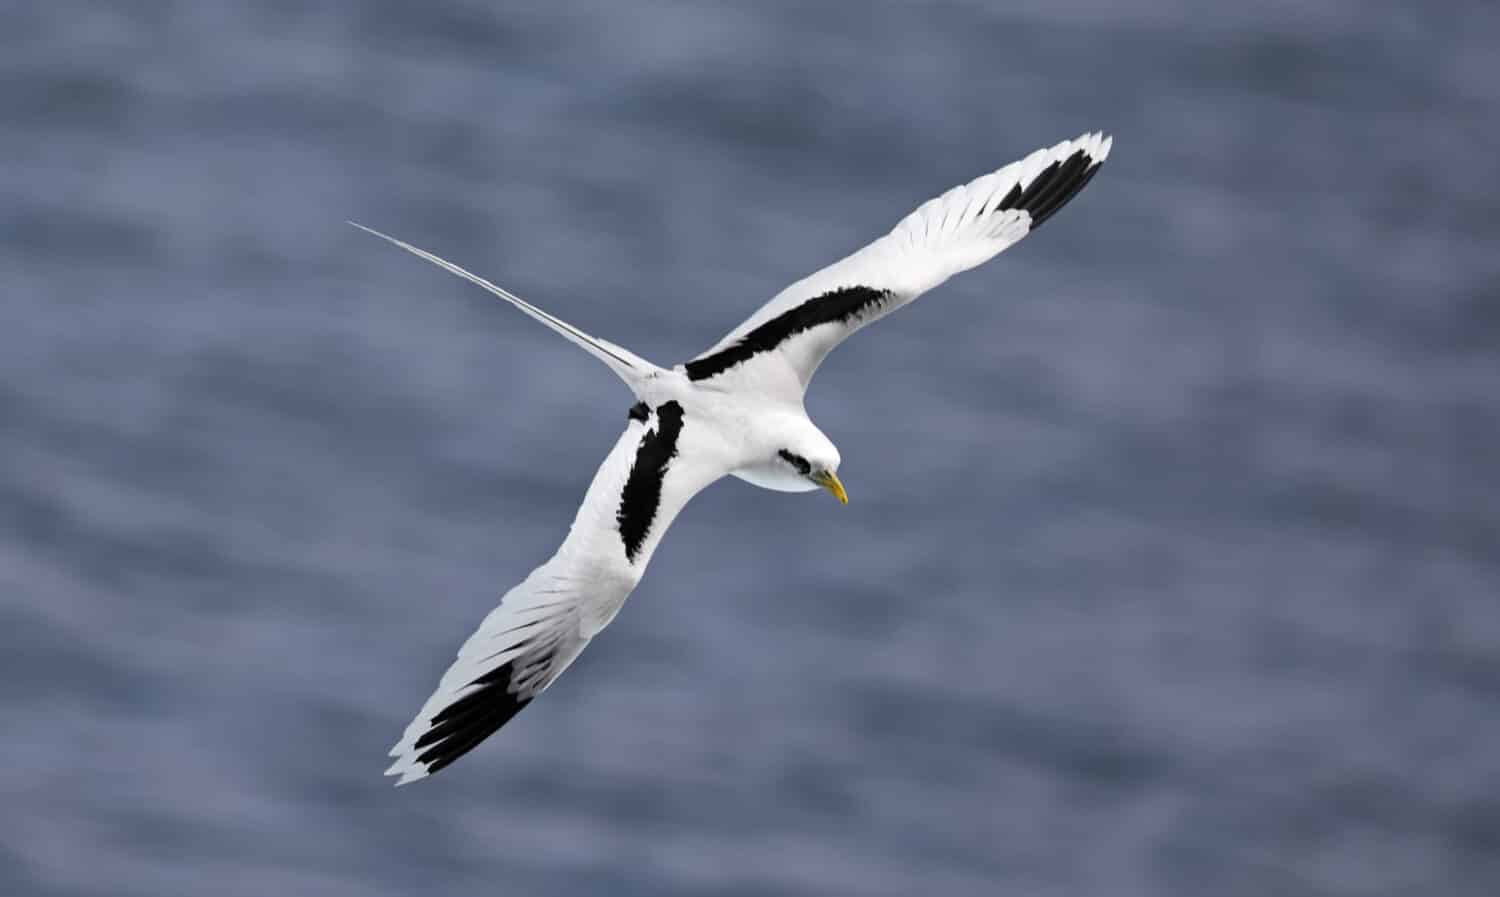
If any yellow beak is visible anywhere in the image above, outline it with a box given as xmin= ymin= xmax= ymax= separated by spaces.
xmin=811 ymin=470 xmax=849 ymax=505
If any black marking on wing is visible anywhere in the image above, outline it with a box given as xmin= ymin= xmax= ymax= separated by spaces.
xmin=685 ymin=286 xmax=894 ymax=381
xmin=616 ymin=400 xmax=685 ymax=562
xmin=413 ymin=660 xmax=534 ymax=775
xmin=996 ymin=148 xmax=1102 ymax=230
xmin=628 ymin=401 xmax=650 ymax=422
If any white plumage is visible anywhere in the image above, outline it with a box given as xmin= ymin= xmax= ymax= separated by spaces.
xmin=357 ymin=132 xmax=1112 ymax=784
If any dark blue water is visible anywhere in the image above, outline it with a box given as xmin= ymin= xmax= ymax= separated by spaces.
xmin=4 ymin=2 xmax=1499 ymax=895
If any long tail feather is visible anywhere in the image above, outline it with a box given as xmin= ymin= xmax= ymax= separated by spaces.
xmin=350 ymin=222 xmax=660 ymax=389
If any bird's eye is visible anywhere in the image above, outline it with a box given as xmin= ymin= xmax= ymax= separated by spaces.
xmin=778 ymin=449 xmax=811 ymax=476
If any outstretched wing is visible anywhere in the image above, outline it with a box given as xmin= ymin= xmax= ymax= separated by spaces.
xmin=684 ymin=133 xmax=1111 ymax=397
xmin=385 ymin=400 xmax=723 ymax=785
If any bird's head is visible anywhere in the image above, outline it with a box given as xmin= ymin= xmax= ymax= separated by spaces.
xmin=777 ymin=446 xmax=848 ymax=504
xmin=729 ymin=414 xmax=847 ymax=502
xmin=770 ymin=418 xmax=846 ymax=504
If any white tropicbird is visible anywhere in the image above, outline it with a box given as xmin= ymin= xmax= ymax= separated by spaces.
xmin=358 ymin=132 xmax=1112 ymax=784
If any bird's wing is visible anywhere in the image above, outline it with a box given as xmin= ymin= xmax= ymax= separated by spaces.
xmin=683 ymin=133 xmax=1111 ymax=397
xmin=350 ymin=223 xmax=663 ymax=392
xmin=385 ymin=400 xmax=723 ymax=785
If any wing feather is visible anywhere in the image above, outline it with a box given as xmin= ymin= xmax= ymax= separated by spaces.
xmin=385 ymin=402 xmax=723 ymax=784
xmin=684 ymin=132 xmax=1112 ymax=396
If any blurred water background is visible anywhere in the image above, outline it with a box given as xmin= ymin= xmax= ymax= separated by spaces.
xmin=3 ymin=2 xmax=1499 ymax=895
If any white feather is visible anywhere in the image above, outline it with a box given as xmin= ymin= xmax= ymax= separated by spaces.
xmin=349 ymin=222 xmax=663 ymax=393
xmin=686 ymin=131 xmax=1111 ymax=397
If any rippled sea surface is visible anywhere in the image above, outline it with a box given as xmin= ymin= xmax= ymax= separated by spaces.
xmin=4 ymin=2 xmax=1499 ymax=895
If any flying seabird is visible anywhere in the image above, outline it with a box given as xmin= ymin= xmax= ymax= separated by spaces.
xmin=357 ymin=132 xmax=1112 ymax=784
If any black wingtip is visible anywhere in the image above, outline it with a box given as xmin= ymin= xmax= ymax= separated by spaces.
xmin=410 ymin=661 xmax=535 ymax=775
xmin=997 ymin=144 xmax=1105 ymax=230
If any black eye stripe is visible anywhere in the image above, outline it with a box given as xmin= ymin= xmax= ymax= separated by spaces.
xmin=778 ymin=450 xmax=811 ymax=476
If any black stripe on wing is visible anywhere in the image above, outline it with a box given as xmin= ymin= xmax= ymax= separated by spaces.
xmin=616 ymin=400 xmax=685 ymax=562
xmin=684 ymin=286 xmax=894 ymax=381
xmin=996 ymin=147 xmax=1103 ymax=230
xmin=412 ymin=660 xmax=534 ymax=775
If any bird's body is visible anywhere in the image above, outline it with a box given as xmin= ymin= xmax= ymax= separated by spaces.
xmin=357 ymin=132 xmax=1112 ymax=784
